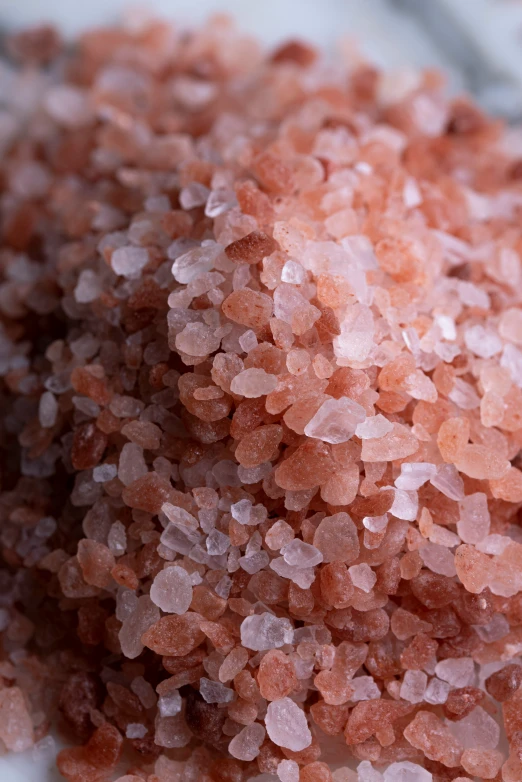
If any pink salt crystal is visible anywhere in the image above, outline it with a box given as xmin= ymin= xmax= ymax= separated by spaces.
xmin=404 ymin=371 xmax=438 ymax=403
xmin=313 ymin=512 xmax=359 ymax=563
xmin=266 ymin=520 xmax=294 ymax=550
xmin=400 ymin=670 xmax=428 ymax=703
xmin=282 ymin=539 xmax=323 ymax=567
xmin=449 ymin=378 xmax=480 ymax=410
xmin=435 ymin=658 xmax=475 ymax=688
xmin=0 ymin=687 xmax=34 ymax=753
xmin=419 ymin=542 xmax=456 ymax=576
xmin=150 ymin=566 xmax=193 ymax=614
xmin=171 ymin=242 xmax=222 ymax=284
xmin=278 ymin=759 xmax=300 ymax=782
xmin=240 ymin=613 xmax=293 ymax=651
xmin=455 ymin=444 xmax=510 ymax=480
xmin=74 ymin=269 xmax=102 ymax=303
xmin=449 ymin=706 xmax=500 ymax=749
xmin=111 ymin=246 xmax=149 ymax=277
xmin=175 ymin=323 xmax=221 ymax=356
xmin=464 ymin=325 xmax=502 ymax=358
xmin=362 ymin=514 xmax=388 ymax=533
xmin=499 ymin=307 xmax=522 ymax=345
xmin=304 ymin=397 xmax=366 ymax=444
xmin=230 ymin=368 xmax=278 ymax=397
xmin=355 ymin=414 xmax=393 ymax=440
xmin=44 ymin=85 xmax=92 ymax=127
xmin=395 ymin=462 xmax=436 ymax=490
xmin=430 ymin=463 xmax=465 ymax=501
xmin=348 ymin=564 xmax=376 ymax=593
xmin=333 ymin=304 xmax=374 ymax=363
xmin=228 ymin=722 xmax=265 ymax=761
xmin=118 ymin=442 xmax=148 ymax=486
xmin=404 ymin=711 xmax=463 ymax=767
xmin=349 ymin=677 xmax=380 ymax=701
xmin=281 ymin=261 xmax=305 ymax=284
xmin=119 ymin=595 xmax=160 ymax=659
xmin=461 ymin=748 xmax=503 ymax=779
xmin=265 ymin=697 xmax=312 ymax=751
xmin=361 ymin=423 xmax=418 ymax=462
xmin=457 ymin=492 xmax=490 ymax=544
xmin=390 ymin=489 xmax=418 ymax=521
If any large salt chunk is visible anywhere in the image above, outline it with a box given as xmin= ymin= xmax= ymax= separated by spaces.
xmin=281 ymin=539 xmax=323 ymax=568
xmin=395 ymin=463 xmax=436 ymax=491
xmin=241 ymin=613 xmax=293 ymax=651
xmin=430 ymin=463 xmax=465 ymax=501
xmin=400 ymin=670 xmax=428 ymax=703
xmin=175 ymin=322 xmax=221 ymax=356
xmin=111 ymin=246 xmax=149 ymax=277
xmin=199 ymin=677 xmax=234 ymax=703
xmin=230 ymin=368 xmax=278 ymax=397
xmin=304 ymin=396 xmax=366 ymax=444
xmin=449 ymin=706 xmax=500 ymax=749
xmin=334 ymin=304 xmax=374 ymax=362
xmin=265 ymin=697 xmax=312 ymax=751
xmin=349 ymin=564 xmax=377 ymax=593
xmin=424 ymin=677 xmax=450 ymax=705
xmin=390 ymin=489 xmax=418 ymax=521
xmin=350 ymin=676 xmax=380 ymax=701
xmin=355 ymin=414 xmax=394 ymax=440
xmin=270 ymin=557 xmax=316 ymax=589
xmin=361 ymin=423 xmax=418 ymax=462
xmin=150 ymin=566 xmax=193 ymax=614
xmin=435 ymin=657 xmax=475 ymax=687
xmin=420 ymin=542 xmax=457 ymax=577
xmin=383 ymin=762 xmax=432 ymax=782
xmin=457 ymin=492 xmax=490 ymax=544
xmin=228 ymin=723 xmax=265 ymax=761
xmin=358 ymin=761 xmax=383 ymax=782
xmin=278 ymin=759 xmax=300 ymax=782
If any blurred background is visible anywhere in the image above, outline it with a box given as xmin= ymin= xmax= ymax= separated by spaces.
xmin=3 ymin=0 xmax=522 ymax=119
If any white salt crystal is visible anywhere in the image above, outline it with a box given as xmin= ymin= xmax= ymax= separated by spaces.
xmin=424 ymin=677 xmax=450 ymax=705
xmin=271 ymin=557 xmax=316 ymax=589
xmin=158 ymin=691 xmax=182 ymax=717
xmin=74 ymin=269 xmax=102 ymax=303
xmin=32 ymin=735 xmax=56 ymax=763
xmin=93 ymin=463 xmax=118 ymax=483
xmin=238 ymin=329 xmax=258 ymax=352
xmin=355 ymin=414 xmax=393 ymax=440
xmin=457 ymin=493 xmax=490 ymax=544
xmin=358 ymin=760 xmax=383 ymax=782
xmin=428 ymin=525 xmax=460 ymax=547
xmin=131 ymin=676 xmax=157 ymax=709
xmin=464 ymin=325 xmax=502 ymax=358
xmin=179 ymin=182 xmax=209 ymax=210
xmin=162 ymin=503 xmax=199 ymax=531
xmin=265 ymin=697 xmax=312 ymax=751
xmin=430 ymin=463 xmax=465 ymax=501
xmin=199 ymin=677 xmax=234 ymax=703
xmin=474 ymin=613 xmax=510 ymax=643
xmin=383 ymin=762 xmax=432 ymax=782
xmin=215 ymin=575 xmax=232 ymax=599
xmin=449 ymin=378 xmax=480 ymax=410
xmin=281 ymin=539 xmax=323 ymax=568
xmin=107 ymin=521 xmax=127 ymax=555
xmin=281 ymin=261 xmax=306 ymax=284
xmin=305 ymin=397 xmax=366 ymax=444
xmin=240 ymin=613 xmax=293 ymax=651
xmin=278 ymin=759 xmax=300 ymax=782
xmin=349 ymin=564 xmax=377 ymax=593
xmin=206 ymin=529 xmax=230 ymax=556
xmin=230 ymin=368 xmax=278 ymax=397
xmin=449 ymin=705 xmax=500 ymax=749
xmin=231 ymin=499 xmax=267 ymax=526
xmin=458 ymin=280 xmax=490 ymax=310
xmin=476 ymin=534 xmax=511 ymax=555
xmin=118 ymin=443 xmax=148 ymax=487
xmin=228 ymin=722 xmax=265 ymax=761
xmin=435 ymin=657 xmax=475 ymax=687
xmin=118 ymin=595 xmax=160 ymax=659
xmin=501 ymin=343 xmax=522 ymax=387
xmin=362 ymin=514 xmax=388 ymax=533
xmin=150 ymin=566 xmax=193 ymax=614
xmin=390 ymin=489 xmax=418 ymax=521
xmin=116 ymin=588 xmax=138 ymax=621
xmin=170 ymin=242 xmax=222 ymax=284
xmin=111 ymin=245 xmax=149 ymax=277
xmin=400 ymin=670 xmax=427 ymax=703
xmin=126 ymin=723 xmax=147 ymax=739
xmin=38 ymin=391 xmax=58 ymax=428
xmin=334 ymin=304 xmax=374 ymax=362
xmin=238 ymin=462 xmax=272 ymax=484
xmin=175 ymin=322 xmax=221 ymax=356
xmin=238 ymin=551 xmax=270 ymax=574
xmin=420 ymin=542 xmax=457 ymax=577
xmin=395 ymin=462 xmax=436 ymax=491
xmin=350 ymin=676 xmax=380 ymax=701
xmin=205 ymin=188 xmax=237 ymax=217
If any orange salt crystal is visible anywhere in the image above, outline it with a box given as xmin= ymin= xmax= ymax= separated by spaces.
xmin=361 ymin=423 xmax=418 ymax=462
xmin=225 ymin=230 xmax=278 ymax=265
xmin=77 ymin=539 xmax=115 ymax=588
xmin=257 ymin=649 xmax=298 ymax=700
xmin=141 ymin=613 xmax=204 ymax=656
xmin=403 ymin=711 xmax=463 ymax=767
xmin=455 ymin=443 xmax=510 ymax=479
xmin=121 ymin=472 xmax=173 ymax=514
xmin=222 ymin=288 xmax=274 ymax=330
xmin=71 ymin=422 xmax=108 ymax=470
xmin=275 ymin=439 xmax=335 ymax=490
xmin=437 ymin=416 xmax=470 ymax=462
xmin=235 ymin=424 xmax=283 ymax=467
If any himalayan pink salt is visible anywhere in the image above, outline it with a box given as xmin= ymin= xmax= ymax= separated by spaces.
xmin=419 ymin=542 xmax=457 ymax=577
xmin=230 ymin=368 xmax=278 ymax=397
xmin=455 ymin=444 xmax=510 ymax=479
xmin=313 ymin=512 xmax=359 ymax=563
xmin=111 ymin=246 xmax=149 ymax=277
xmin=461 ymin=749 xmax=503 ymax=779
xmin=395 ymin=462 xmax=436 ymax=490
xmin=361 ymin=423 xmax=418 ymax=462
xmin=228 ymin=723 xmax=265 ymax=761
xmin=404 ymin=711 xmax=463 ymax=767
xmin=278 ymin=759 xmax=300 ymax=782
xmin=434 ymin=658 xmax=475 ymax=688
xmin=348 ymin=564 xmax=376 ymax=593
xmin=333 ymin=304 xmax=374 ymax=362
xmin=0 ymin=687 xmax=34 ymax=752
xmin=449 ymin=706 xmax=500 ymax=749
xmin=150 ymin=566 xmax=193 ymax=614
xmin=457 ymin=492 xmax=490 ymax=543
xmin=240 ymin=613 xmax=293 ymax=651
xmin=265 ymin=697 xmax=312 ymax=751
xmin=400 ymin=670 xmax=428 ymax=703
xmin=304 ymin=397 xmax=366 ymax=444
xmin=383 ymin=763 xmax=431 ymax=782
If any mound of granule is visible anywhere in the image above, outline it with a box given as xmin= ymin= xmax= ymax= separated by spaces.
xmin=2 ymin=14 xmax=522 ymax=782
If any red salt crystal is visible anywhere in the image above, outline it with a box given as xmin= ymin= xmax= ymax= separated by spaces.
xmin=222 ymin=289 xmax=274 ymax=330
xmin=121 ymin=472 xmax=173 ymax=514
xmin=71 ymin=365 xmax=112 ymax=406
xmin=257 ymin=649 xmax=298 ymax=701
xmin=344 ymin=699 xmax=413 ymax=745
xmin=310 ymin=700 xmax=350 ymax=736
xmin=225 ymin=230 xmax=278 ymax=265
xmin=235 ymin=424 xmax=283 ymax=467
xmin=299 ymin=761 xmax=333 ymax=782
xmin=253 ymin=152 xmax=295 ymax=195
xmin=444 ymin=686 xmax=485 ymax=721
xmin=404 ymin=710 xmax=463 ymax=767
xmin=235 ymin=180 xmax=274 ymax=224
xmin=141 ymin=612 xmax=205 ymax=656
xmin=275 ymin=439 xmax=335 ymax=491
xmin=270 ymin=39 xmax=317 ymax=67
